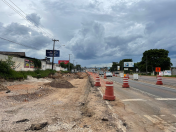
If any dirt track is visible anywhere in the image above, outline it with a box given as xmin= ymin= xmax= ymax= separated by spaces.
xmin=0 ymin=73 xmax=124 ymax=132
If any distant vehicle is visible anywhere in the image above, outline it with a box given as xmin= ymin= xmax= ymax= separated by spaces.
xmin=105 ymin=72 xmax=112 ymax=77
xmin=115 ymin=72 xmax=119 ymax=74
xmin=99 ymin=71 xmax=104 ymax=75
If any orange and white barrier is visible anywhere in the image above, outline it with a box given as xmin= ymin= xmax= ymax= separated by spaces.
xmin=103 ymin=81 xmax=115 ymax=101
xmin=94 ymin=77 xmax=101 ymax=87
xmin=156 ymin=75 xmax=163 ymax=85
xmin=122 ymin=76 xmax=129 ymax=88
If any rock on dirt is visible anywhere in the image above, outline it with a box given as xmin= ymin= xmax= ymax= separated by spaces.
xmin=26 ymin=122 xmax=48 ymax=131
xmin=0 ymin=84 xmax=9 ymax=92
xmin=16 ymin=119 xmax=29 ymax=123
xmin=49 ymin=79 xmax=74 ymax=88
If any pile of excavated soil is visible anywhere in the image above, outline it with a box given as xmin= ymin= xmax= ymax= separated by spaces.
xmin=0 ymin=84 xmax=8 ymax=91
xmin=49 ymin=79 xmax=74 ymax=88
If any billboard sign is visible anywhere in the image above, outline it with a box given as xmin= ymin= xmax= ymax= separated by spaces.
xmin=24 ymin=59 xmax=29 ymax=68
xmin=30 ymin=60 xmax=34 ymax=68
xmin=46 ymin=50 xmax=60 ymax=57
xmin=159 ymin=71 xmax=164 ymax=76
xmin=164 ymin=70 xmax=171 ymax=76
xmin=124 ymin=62 xmax=134 ymax=67
xmin=117 ymin=66 xmax=120 ymax=70
xmin=58 ymin=60 xmax=69 ymax=64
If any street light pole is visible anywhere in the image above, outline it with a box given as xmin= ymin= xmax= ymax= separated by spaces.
xmin=52 ymin=39 xmax=59 ymax=70
xmin=69 ymin=54 xmax=72 ymax=71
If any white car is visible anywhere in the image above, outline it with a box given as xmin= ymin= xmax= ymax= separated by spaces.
xmin=105 ymin=72 xmax=112 ymax=77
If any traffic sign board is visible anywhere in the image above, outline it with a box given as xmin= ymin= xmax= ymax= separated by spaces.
xmin=155 ymin=67 xmax=161 ymax=72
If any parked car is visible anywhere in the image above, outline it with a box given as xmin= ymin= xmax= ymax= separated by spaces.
xmin=99 ymin=71 xmax=104 ymax=75
xmin=105 ymin=71 xmax=112 ymax=77
xmin=115 ymin=72 xmax=119 ymax=74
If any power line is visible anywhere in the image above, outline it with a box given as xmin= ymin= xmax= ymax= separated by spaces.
xmin=0 ymin=36 xmax=38 ymax=50
xmin=8 ymin=0 xmax=53 ymax=38
xmin=2 ymin=0 xmax=53 ymax=38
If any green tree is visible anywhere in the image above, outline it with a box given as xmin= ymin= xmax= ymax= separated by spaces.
xmin=139 ymin=49 xmax=172 ymax=72
xmin=109 ymin=62 xmax=118 ymax=71
xmin=75 ymin=64 xmax=81 ymax=71
xmin=5 ymin=56 xmax=15 ymax=69
xmin=60 ymin=62 xmax=66 ymax=68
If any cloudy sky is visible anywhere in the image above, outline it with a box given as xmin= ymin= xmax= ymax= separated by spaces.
xmin=0 ymin=0 xmax=176 ymax=67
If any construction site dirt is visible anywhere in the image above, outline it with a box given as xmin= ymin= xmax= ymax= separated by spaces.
xmin=0 ymin=72 xmax=125 ymax=132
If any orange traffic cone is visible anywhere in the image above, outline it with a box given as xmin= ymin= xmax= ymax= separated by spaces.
xmin=103 ymin=81 xmax=115 ymax=101
xmin=94 ymin=77 xmax=101 ymax=87
xmin=156 ymin=75 xmax=163 ymax=85
xmin=122 ymin=76 xmax=129 ymax=88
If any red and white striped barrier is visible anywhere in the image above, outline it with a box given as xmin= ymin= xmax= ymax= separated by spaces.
xmin=103 ymin=81 xmax=115 ymax=101
xmin=122 ymin=76 xmax=129 ymax=88
xmin=94 ymin=77 xmax=101 ymax=87
xmin=156 ymin=75 xmax=163 ymax=85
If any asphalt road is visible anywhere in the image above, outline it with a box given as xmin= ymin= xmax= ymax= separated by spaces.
xmin=129 ymin=75 xmax=176 ymax=86
xmin=105 ymin=76 xmax=176 ymax=132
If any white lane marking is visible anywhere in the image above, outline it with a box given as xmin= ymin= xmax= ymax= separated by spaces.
xmin=153 ymin=115 xmax=167 ymax=124
xmin=173 ymin=114 xmax=176 ymax=118
xmin=97 ymin=88 xmax=103 ymax=97
xmin=160 ymin=115 xmax=166 ymax=117
xmin=122 ymin=99 xmax=146 ymax=102
xmin=144 ymin=115 xmax=176 ymax=131
xmin=105 ymin=100 xmax=113 ymax=110
xmin=97 ymin=88 xmax=126 ymax=132
xmin=155 ymin=98 xmax=176 ymax=100
xmin=144 ymin=115 xmax=159 ymax=123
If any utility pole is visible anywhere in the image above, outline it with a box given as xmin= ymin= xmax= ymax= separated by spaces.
xmin=69 ymin=54 xmax=72 ymax=71
xmin=52 ymin=39 xmax=59 ymax=70
xmin=73 ymin=60 xmax=75 ymax=72
xmin=146 ymin=56 xmax=147 ymax=74
xmin=76 ymin=62 xmax=77 ymax=71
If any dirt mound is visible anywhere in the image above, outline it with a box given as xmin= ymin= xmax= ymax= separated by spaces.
xmin=49 ymin=79 xmax=74 ymax=88
xmin=0 ymin=84 xmax=8 ymax=91
xmin=50 ymin=72 xmax=88 ymax=80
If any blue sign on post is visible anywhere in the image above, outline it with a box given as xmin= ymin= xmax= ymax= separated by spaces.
xmin=46 ymin=50 xmax=60 ymax=57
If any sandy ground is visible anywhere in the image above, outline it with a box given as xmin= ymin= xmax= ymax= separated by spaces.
xmin=0 ymin=73 xmax=125 ymax=132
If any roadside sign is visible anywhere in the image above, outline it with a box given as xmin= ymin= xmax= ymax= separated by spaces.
xmin=124 ymin=68 xmax=128 ymax=70
xmin=155 ymin=67 xmax=161 ymax=72
xmin=46 ymin=50 xmax=60 ymax=57
xmin=117 ymin=66 xmax=120 ymax=70
xmin=124 ymin=62 xmax=134 ymax=67
xmin=58 ymin=60 xmax=69 ymax=64
xmin=164 ymin=70 xmax=171 ymax=76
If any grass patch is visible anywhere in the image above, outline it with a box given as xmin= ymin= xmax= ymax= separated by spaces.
xmin=163 ymin=75 xmax=176 ymax=77
xmin=0 ymin=69 xmax=56 ymax=80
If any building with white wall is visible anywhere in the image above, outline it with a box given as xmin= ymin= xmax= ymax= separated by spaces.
xmin=0 ymin=52 xmax=64 ymax=71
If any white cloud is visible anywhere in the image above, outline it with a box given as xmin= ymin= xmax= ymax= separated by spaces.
xmin=0 ymin=0 xmax=175 ymax=67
